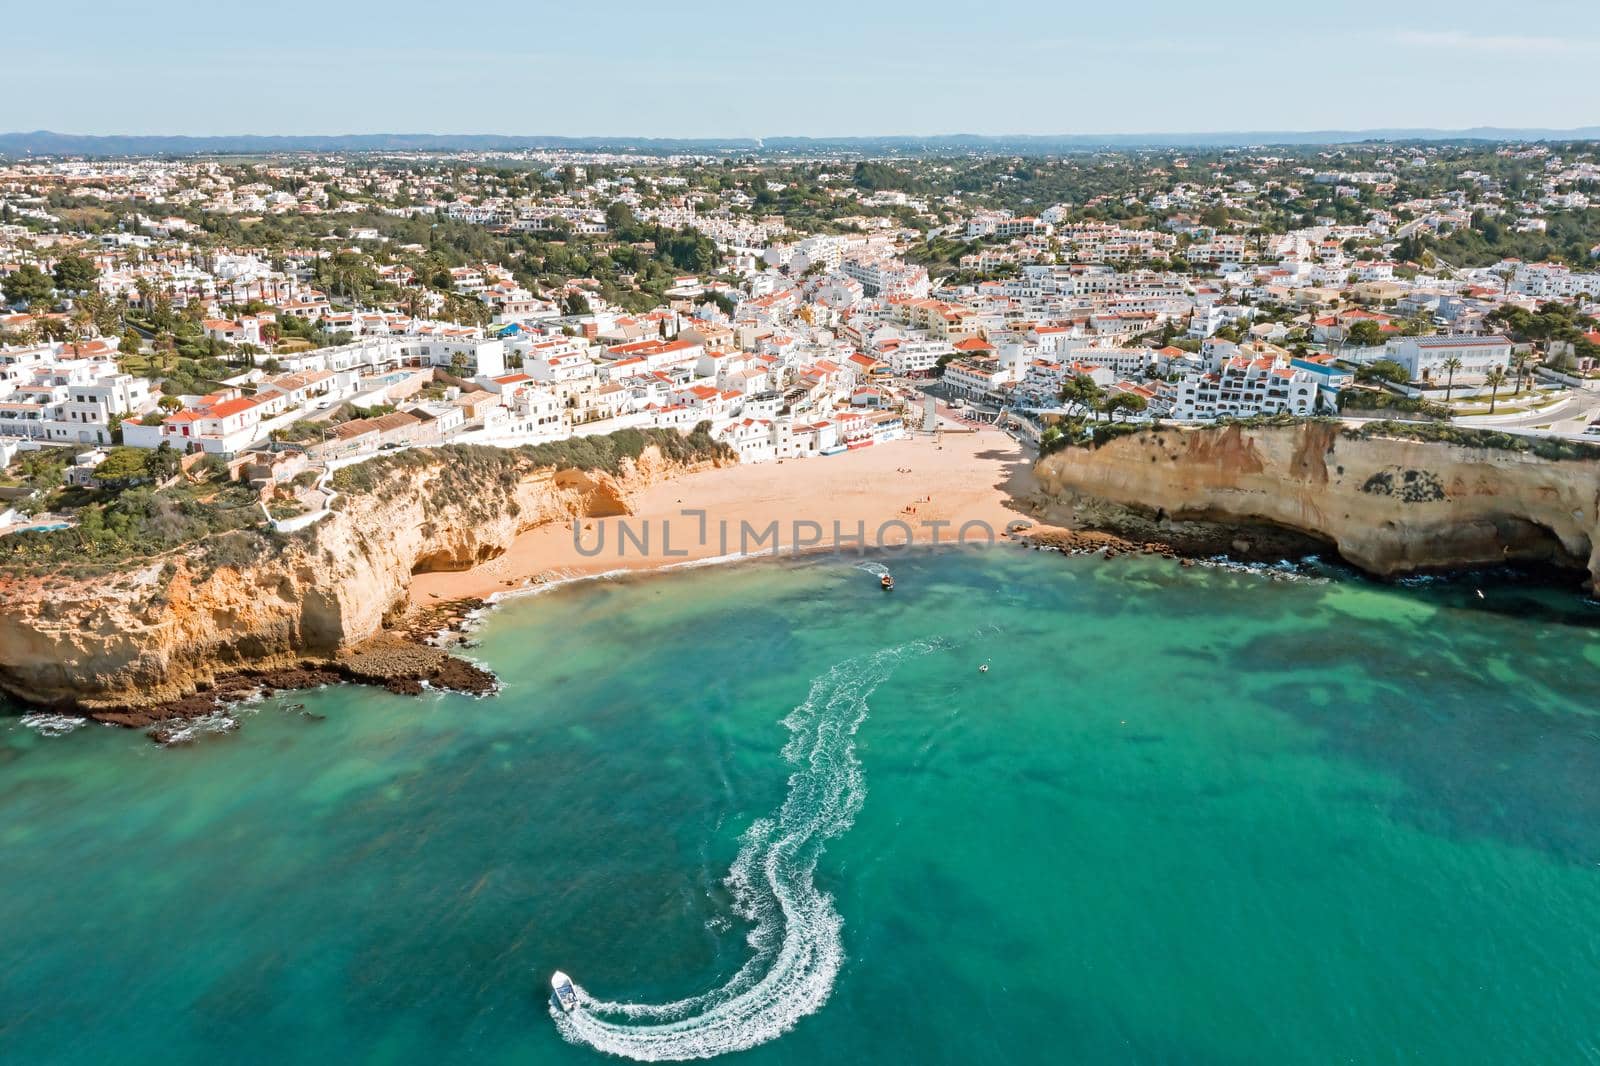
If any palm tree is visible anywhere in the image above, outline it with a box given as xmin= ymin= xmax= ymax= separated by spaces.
xmin=1484 ymin=367 xmax=1508 ymax=413
xmin=67 ymin=306 xmax=93 ymax=350
xmin=1511 ymin=351 xmax=1531 ymax=394
xmin=1441 ymin=356 xmax=1463 ymax=403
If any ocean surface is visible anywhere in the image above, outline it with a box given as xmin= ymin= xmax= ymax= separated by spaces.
xmin=5 ymin=548 xmax=1600 ymax=1065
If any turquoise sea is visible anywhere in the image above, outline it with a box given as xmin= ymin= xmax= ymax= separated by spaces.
xmin=5 ymin=548 xmax=1600 ymax=1064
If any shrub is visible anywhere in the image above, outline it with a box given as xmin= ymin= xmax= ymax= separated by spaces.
xmin=1338 ymin=391 xmax=1450 ymax=420
xmin=0 ymin=481 xmax=268 ymax=573
xmin=333 ymin=426 xmax=733 ymax=496
xmin=1345 ymin=420 xmax=1600 ymax=461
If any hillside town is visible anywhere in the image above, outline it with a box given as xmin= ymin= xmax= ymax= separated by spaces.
xmin=3 ymin=143 xmax=1599 ymax=534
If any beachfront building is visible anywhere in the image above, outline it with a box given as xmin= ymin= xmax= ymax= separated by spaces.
xmin=1060 ymin=345 xmax=1156 ymax=380
xmin=879 ymin=340 xmax=950 ymax=377
xmin=1157 ymin=354 xmax=1320 ymax=421
xmin=942 ymin=356 xmax=1010 ymax=400
xmin=1390 ymin=335 xmax=1513 ymax=384
xmin=485 ymin=385 xmax=568 ymax=443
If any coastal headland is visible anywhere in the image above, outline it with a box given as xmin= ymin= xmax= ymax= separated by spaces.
xmin=2 ymin=419 xmax=1597 ymax=733
xmin=1035 ymin=419 xmax=1600 ymax=587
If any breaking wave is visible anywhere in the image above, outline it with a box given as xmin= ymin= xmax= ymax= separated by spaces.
xmin=551 ymin=641 xmax=936 ymax=1060
xmin=149 ymin=710 xmax=240 ymax=745
xmin=18 ymin=713 xmax=88 ymax=738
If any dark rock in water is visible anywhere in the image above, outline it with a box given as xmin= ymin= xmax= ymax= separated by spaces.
xmin=341 ymin=640 xmax=497 ymax=697
xmin=430 ymin=656 xmax=497 ymax=695
xmin=282 ymin=701 xmax=325 ymax=721
xmin=62 ymin=637 xmax=498 ymax=740
xmin=148 ymin=715 xmax=238 ymax=747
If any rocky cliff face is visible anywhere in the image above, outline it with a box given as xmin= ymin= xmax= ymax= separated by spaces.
xmin=0 ymin=445 xmax=719 ymax=709
xmin=1033 ymin=422 xmax=1600 ymax=587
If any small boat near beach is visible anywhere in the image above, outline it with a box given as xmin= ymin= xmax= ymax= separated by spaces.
xmin=880 ymin=573 xmax=894 ymax=591
xmin=550 ymin=971 xmax=577 ymax=1013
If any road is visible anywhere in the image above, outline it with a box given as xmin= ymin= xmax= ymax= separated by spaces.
xmin=1454 ymin=389 xmax=1600 ymax=435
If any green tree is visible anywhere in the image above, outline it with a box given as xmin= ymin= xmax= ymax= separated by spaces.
xmin=1440 ymin=356 xmax=1463 ymax=403
xmin=1355 ymin=358 xmax=1409 ymax=385
xmin=1059 ymin=374 xmax=1105 ymax=419
xmin=148 ymin=441 xmax=181 ymax=482
xmin=604 ymin=202 xmax=638 ymax=235
xmin=1483 ymin=367 xmax=1509 ymax=413
xmin=1346 ymin=319 xmax=1385 ymax=347
xmin=52 ymin=254 xmax=99 ymax=293
xmin=3 ymin=264 xmax=54 ymax=306
xmin=1511 ymin=350 xmax=1531 ymax=393
xmin=1102 ymin=392 xmax=1149 ymax=422
xmin=92 ymin=447 xmax=154 ymax=490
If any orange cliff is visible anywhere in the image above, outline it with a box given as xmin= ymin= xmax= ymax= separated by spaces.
xmin=0 ymin=443 xmax=727 ymax=710
xmin=1033 ymin=421 xmax=1600 ymax=587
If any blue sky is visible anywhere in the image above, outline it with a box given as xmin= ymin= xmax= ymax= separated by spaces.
xmin=10 ymin=0 xmax=1599 ymax=136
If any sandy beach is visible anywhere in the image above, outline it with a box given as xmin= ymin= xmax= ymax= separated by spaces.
xmin=408 ymin=426 xmax=1042 ymax=604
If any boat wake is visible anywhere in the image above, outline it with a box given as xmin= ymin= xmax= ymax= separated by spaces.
xmin=852 ymin=561 xmax=891 ymax=579
xmin=550 ymin=641 xmax=937 ymax=1060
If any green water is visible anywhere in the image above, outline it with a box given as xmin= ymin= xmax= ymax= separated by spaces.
xmin=5 ymin=549 xmax=1600 ymax=1064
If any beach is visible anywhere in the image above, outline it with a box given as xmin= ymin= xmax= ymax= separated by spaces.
xmin=408 ymin=425 xmax=1041 ymax=604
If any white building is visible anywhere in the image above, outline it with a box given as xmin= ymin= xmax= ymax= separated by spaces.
xmin=1061 ymin=344 xmax=1155 ymax=380
xmin=1510 ymin=262 xmax=1600 ymax=300
xmin=0 ymin=347 xmax=153 ymax=445
xmin=1391 ymin=335 xmax=1512 ymax=384
xmin=881 ymin=340 xmax=951 ymax=377
xmin=942 ymin=357 xmax=1010 ymax=399
xmin=1158 ymin=354 xmax=1319 ymax=421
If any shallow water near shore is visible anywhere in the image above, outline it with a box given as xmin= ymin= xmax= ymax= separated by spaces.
xmin=4 ymin=548 xmax=1600 ymax=1064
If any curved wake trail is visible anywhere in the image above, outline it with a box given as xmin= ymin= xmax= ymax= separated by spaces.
xmin=551 ymin=641 xmax=936 ymax=1060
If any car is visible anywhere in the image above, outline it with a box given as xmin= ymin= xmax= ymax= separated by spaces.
xmin=1586 ymin=424 xmax=1600 ymax=436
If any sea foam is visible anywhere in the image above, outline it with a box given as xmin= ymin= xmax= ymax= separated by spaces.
xmin=18 ymin=713 xmax=89 ymax=738
xmin=551 ymin=641 xmax=935 ymax=1060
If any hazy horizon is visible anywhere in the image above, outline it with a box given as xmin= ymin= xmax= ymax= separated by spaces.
xmin=11 ymin=0 xmax=1600 ymax=138
xmin=7 ymin=124 xmax=1600 ymax=140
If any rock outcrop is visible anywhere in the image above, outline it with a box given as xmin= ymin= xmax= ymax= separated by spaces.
xmin=1033 ymin=422 xmax=1600 ymax=587
xmin=0 ymin=444 xmax=723 ymax=710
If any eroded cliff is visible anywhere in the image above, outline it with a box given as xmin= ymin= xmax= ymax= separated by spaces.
xmin=1033 ymin=421 xmax=1600 ymax=587
xmin=0 ymin=442 xmax=725 ymax=709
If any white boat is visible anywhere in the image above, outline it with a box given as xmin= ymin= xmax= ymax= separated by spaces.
xmin=550 ymin=971 xmax=577 ymax=1013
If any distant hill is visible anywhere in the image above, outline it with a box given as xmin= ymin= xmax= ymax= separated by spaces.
xmin=2 ymin=127 xmax=1599 ymax=159
xmin=0 ymin=131 xmax=754 ymax=157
